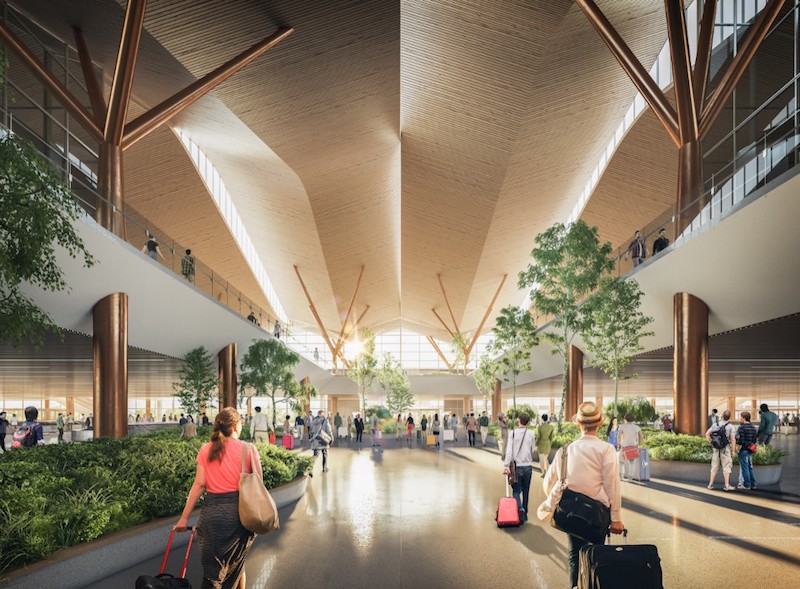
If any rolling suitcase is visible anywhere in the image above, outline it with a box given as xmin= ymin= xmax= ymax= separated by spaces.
xmin=638 ymin=448 xmax=650 ymax=481
xmin=443 ymin=429 xmax=454 ymax=442
xmin=578 ymin=529 xmax=663 ymax=589
xmin=496 ymin=479 xmax=521 ymax=528
xmin=282 ymin=433 xmax=294 ymax=450
xmin=338 ymin=426 xmax=348 ymax=438
xmin=427 ymin=434 xmax=436 ymax=446
xmin=135 ymin=526 xmax=196 ymax=588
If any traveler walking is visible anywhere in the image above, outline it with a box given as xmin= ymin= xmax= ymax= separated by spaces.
xmin=310 ymin=410 xmax=333 ymax=473
xmin=250 ymin=406 xmax=270 ymax=444
xmin=618 ymin=414 xmax=643 ymax=480
xmin=705 ymin=410 xmax=736 ymax=491
xmin=536 ymin=413 xmax=555 ymax=476
xmin=466 ymin=413 xmax=478 ymax=447
xmin=432 ymin=413 xmax=441 ymax=448
xmin=538 ymin=402 xmax=624 ymax=589
xmin=354 ymin=414 xmax=365 ymax=443
xmin=479 ymin=411 xmax=490 ymax=446
xmin=736 ymin=411 xmax=758 ymax=490
xmin=176 ymin=407 xmax=257 ymax=589
xmin=757 ymin=403 xmax=778 ymax=445
xmin=498 ymin=413 xmax=509 ymax=458
xmin=502 ymin=413 xmax=536 ymax=522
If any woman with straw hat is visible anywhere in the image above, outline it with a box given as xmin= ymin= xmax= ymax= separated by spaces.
xmin=540 ymin=401 xmax=624 ymax=589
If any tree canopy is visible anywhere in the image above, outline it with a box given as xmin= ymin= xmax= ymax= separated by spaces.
xmin=377 ymin=353 xmax=414 ymax=415
xmin=173 ymin=346 xmax=218 ymax=416
xmin=474 ymin=353 xmax=499 ymax=414
xmin=582 ymin=276 xmax=654 ymax=407
xmin=0 ymin=134 xmax=95 ymax=347
xmin=347 ymin=327 xmax=378 ymax=414
xmin=490 ymin=305 xmax=538 ymax=410
xmin=239 ymin=338 xmax=300 ymax=427
xmin=518 ymin=220 xmax=613 ymax=423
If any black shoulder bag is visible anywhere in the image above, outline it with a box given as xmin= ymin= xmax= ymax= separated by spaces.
xmin=551 ymin=444 xmax=611 ymax=544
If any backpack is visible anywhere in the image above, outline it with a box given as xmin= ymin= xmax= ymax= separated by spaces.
xmin=11 ymin=423 xmax=37 ymax=448
xmin=710 ymin=422 xmax=730 ymax=450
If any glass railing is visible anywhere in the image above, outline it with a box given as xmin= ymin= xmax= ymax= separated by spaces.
xmin=611 ymin=71 xmax=800 ymax=276
xmin=0 ymin=94 xmax=330 ymax=361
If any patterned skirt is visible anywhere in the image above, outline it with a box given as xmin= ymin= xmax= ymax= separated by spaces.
xmin=197 ymin=491 xmax=255 ymax=589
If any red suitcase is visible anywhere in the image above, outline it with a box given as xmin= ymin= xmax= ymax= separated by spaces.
xmin=135 ymin=526 xmax=196 ymax=588
xmin=282 ymin=433 xmax=294 ymax=449
xmin=496 ymin=479 xmax=521 ymax=527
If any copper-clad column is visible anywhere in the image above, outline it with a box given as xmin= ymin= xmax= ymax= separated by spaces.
xmin=566 ymin=345 xmax=584 ymax=421
xmin=301 ymin=377 xmax=311 ymax=415
xmin=97 ymin=142 xmax=126 ymax=239
xmin=492 ymin=378 xmax=502 ymax=417
xmin=673 ymin=293 xmax=709 ymax=435
xmin=676 ymin=141 xmax=704 ymax=236
xmin=218 ymin=344 xmax=238 ymax=408
xmin=93 ymin=293 xmax=128 ymax=438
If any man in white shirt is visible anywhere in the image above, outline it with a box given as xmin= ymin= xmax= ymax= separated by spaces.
xmin=251 ymin=406 xmax=270 ymax=444
xmin=502 ymin=413 xmax=536 ymax=522
xmin=617 ymin=413 xmax=643 ymax=480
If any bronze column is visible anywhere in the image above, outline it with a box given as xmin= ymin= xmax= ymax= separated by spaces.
xmin=492 ymin=378 xmax=502 ymax=418
xmin=676 ymin=140 xmax=704 ymax=236
xmin=673 ymin=293 xmax=709 ymax=435
xmin=93 ymin=293 xmax=128 ymax=438
xmin=301 ymin=376 xmax=311 ymax=415
xmin=218 ymin=343 xmax=238 ymax=408
xmin=97 ymin=142 xmax=126 ymax=239
xmin=566 ymin=345 xmax=584 ymax=421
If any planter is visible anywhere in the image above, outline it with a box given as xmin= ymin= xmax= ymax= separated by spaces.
xmin=3 ymin=475 xmax=309 ymax=589
xmin=649 ymin=459 xmax=782 ymax=485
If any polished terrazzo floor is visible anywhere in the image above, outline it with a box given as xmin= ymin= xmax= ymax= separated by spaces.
xmin=92 ymin=433 xmax=800 ymax=589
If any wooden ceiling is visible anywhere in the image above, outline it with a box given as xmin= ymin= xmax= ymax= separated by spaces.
xmin=10 ymin=0 xmax=711 ymax=342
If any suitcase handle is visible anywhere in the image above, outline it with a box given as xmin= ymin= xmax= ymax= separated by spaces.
xmin=162 ymin=526 xmax=196 ymax=577
xmin=605 ymin=528 xmax=628 ymax=545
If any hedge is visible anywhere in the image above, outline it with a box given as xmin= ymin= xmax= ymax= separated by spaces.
xmin=0 ymin=427 xmax=313 ymax=575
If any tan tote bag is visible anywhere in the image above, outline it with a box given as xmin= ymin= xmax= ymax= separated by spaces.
xmin=238 ymin=443 xmax=280 ymax=534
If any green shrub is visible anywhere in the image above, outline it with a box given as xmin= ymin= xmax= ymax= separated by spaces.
xmin=0 ymin=432 xmax=312 ymax=575
xmin=643 ymin=431 xmax=785 ymax=465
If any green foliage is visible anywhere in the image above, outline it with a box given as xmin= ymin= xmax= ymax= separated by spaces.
xmin=518 ymin=220 xmax=614 ymax=423
xmin=582 ymin=277 xmax=654 ymax=406
xmin=490 ymin=306 xmax=538 ymax=409
xmin=473 ymin=354 xmax=499 ymax=413
xmin=173 ymin=346 xmax=218 ymax=416
xmin=0 ymin=134 xmax=95 ymax=348
xmin=376 ymin=353 xmax=414 ymax=415
xmin=450 ymin=331 xmax=469 ymax=374
xmin=239 ymin=338 xmax=300 ymax=427
xmin=347 ymin=328 xmax=378 ymax=413
xmin=365 ymin=405 xmax=391 ymax=419
xmin=643 ymin=430 xmax=785 ymax=466
xmin=604 ymin=397 xmax=658 ymax=424
xmin=0 ymin=432 xmax=310 ymax=575
xmin=552 ymin=422 xmax=581 ymax=448
xmin=506 ymin=404 xmax=537 ymax=422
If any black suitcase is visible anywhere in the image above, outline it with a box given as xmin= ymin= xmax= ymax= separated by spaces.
xmin=578 ymin=529 xmax=663 ymax=589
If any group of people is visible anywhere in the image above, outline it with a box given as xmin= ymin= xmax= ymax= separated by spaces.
xmin=625 ymin=227 xmax=670 ymax=267
xmin=706 ymin=403 xmax=780 ymax=491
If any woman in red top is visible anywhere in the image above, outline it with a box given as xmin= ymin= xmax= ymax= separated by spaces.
xmin=176 ymin=407 xmax=262 ymax=589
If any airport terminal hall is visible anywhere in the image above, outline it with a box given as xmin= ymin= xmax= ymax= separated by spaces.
xmin=2 ymin=0 xmax=800 ymax=588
